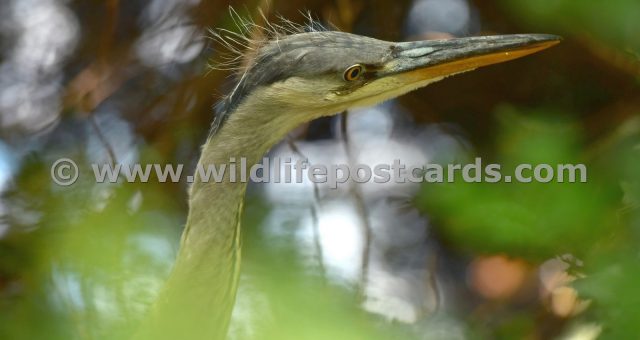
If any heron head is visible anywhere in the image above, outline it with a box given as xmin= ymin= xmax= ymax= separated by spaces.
xmin=213 ymin=30 xmax=560 ymax=134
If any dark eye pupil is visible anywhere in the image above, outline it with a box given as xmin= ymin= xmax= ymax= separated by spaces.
xmin=344 ymin=65 xmax=363 ymax=81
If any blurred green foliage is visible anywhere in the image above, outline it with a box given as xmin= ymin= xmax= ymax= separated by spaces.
xmin=417 ymin=108 xmax=617 ymax=259
xmin=417 ymin=108 xmax=640 ymax=339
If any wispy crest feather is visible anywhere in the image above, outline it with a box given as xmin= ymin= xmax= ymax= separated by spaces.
xmin=207 ymin=7 xmax=331 ymax=75
xmin=207 ymin=8 xmax=332 ymax=138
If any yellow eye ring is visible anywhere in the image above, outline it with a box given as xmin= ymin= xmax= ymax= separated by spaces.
xmin=343 ymin=64 xmax=363 ymax=81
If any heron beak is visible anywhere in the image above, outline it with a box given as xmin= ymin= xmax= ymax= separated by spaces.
xmin=385 ymin=34 xmax=561 ymax=81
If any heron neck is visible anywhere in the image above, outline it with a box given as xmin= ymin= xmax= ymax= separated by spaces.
xmin=138 ymin=102 xmax=297 ymax=340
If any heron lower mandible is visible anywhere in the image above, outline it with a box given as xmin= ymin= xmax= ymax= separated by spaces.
xmin=136 ymin=21 xmax=560 ymax=340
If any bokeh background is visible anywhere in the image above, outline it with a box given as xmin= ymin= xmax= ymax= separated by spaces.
xmin=0 ymin=0 xmax=639 ymax=339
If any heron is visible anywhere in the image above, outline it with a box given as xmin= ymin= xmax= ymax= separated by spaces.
xmin=136 ymin=19 xmax=560 ymax=340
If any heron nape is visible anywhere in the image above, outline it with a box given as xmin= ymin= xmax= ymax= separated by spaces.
xmin=135 ymin=19 xmax=560 ymax=340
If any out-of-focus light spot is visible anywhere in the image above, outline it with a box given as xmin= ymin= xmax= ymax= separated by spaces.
xmin=230 ymin=275 xmax=272 ymax=340
xmin=355 ymin=139 xmax=428 ymax=198
xmin=0 ymin=78 xmax=62 ymax=131
xmin=405 ymin=0 xmax=479 ymax=38
xmin=311 ymin=200 xmax=364 ymax=284
xmin=92 ymin=284 xmax=120 ymax=323
xmin=123 ymin=275 xmax=165 ymax=315
xmin=136 ymin=0 xmax=204 ymax=67
xmin=9 ymin=0 xmax=79 ymax=74
xmin=128 ymin=191 xmax=144 ymax=214
xmin=539 ymin=258 xmax=590 ymax=317
xmin=85 ymin=111 xmax=138 ymax=166
xmin=539 ymin=257 xmax=572 ymax=293
xmin=418 ymin=316 xmax=467 ymax=340
xmin=84 ymin=111 xmax=138 ymax=212
xmin=136 ymin=21 xmax=204 ymax=67
xmin=347 ymin=105 xmax=395 ymax=144
xmin=261 ymin=200 xmax=364 ymax=285
xmin=0 ymin=0 xmax=78 ymax=132
xmin=368 ymin=199 xmax=427 ymax=248
xmin=551 ymin=286 xmax=579 ymax=317
xmin=263 ymin=141 xmax=346 ymax=205
xmin=0 ymin=210 xmax=8 ymax=238
xmin=0 ymin=142 xmax=17 ymax=192
xmin=141 ymin=0 xmax=201 ymax=23
xmin=468 ymin=255 xmax=529 ymax=300
xmin=128 ymin=232 xmax=175 ymax=266
xmin=363 ymin=198 xmax=436 ymax=323
xmin=562 ymin=323 xmax=602 ymax=340
xmin=0 ymin=141 xmax=14 ymax=235
xmin=51 ymin=266 xmax=86 ymax=311
xmin=413 ymin=124 xmax=471 ymax=164
xmin=363 ymin=272 xmax=418 ymax=323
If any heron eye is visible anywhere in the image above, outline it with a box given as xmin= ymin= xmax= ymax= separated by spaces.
xmin=343 ymin=65 xmax=363 ymax=81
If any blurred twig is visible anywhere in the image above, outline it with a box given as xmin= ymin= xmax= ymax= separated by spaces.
xmin=426 ymin=252 xmax=441 ymax=315
xmin=287 ymin=138 xmax=327 ymax=280
xmin=88 ymin=115 xmax=117 ymax=167
xmin=575 ymin=34 xmax=640 ymax=77
xmin=339 ymin=111 xmax=372 ymax=301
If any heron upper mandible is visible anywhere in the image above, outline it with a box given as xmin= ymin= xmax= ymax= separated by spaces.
xmin=136 ymin=19 xmax=560 ymax=340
